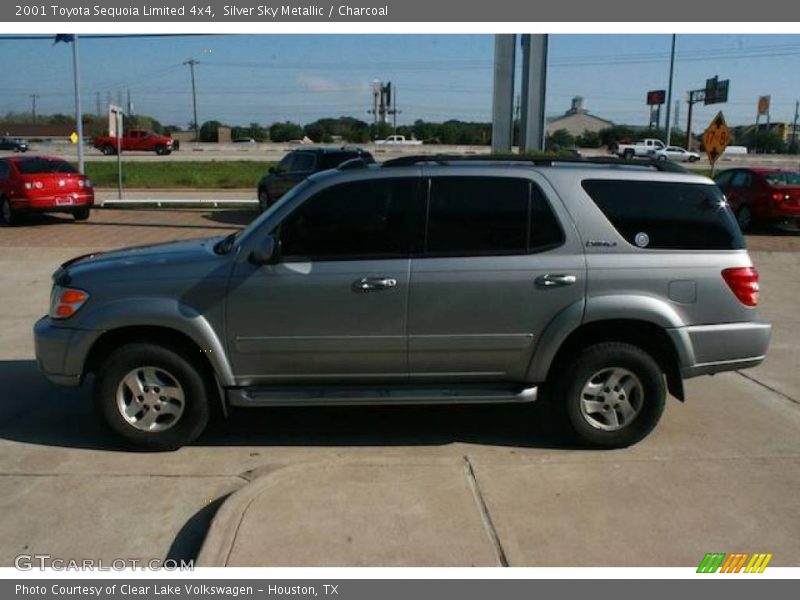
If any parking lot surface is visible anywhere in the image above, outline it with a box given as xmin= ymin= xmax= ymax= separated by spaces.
xmin=1 ymin=208 xmax=799 ymax=566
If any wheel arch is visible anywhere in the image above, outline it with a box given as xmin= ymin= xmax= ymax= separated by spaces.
xmin=544 ymin=319 xmax=685 ymax=401
xmin=85 ymin=325 xmax=228 ymax=416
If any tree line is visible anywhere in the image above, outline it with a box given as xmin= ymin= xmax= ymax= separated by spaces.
xmin=3 ymin=111 xmax=796 ymax=153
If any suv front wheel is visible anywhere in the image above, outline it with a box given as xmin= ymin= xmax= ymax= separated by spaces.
xmin=556 ymin=342 xmax=666 ymax=448
xmin=93 ymin=343 xmax=211 ymax=450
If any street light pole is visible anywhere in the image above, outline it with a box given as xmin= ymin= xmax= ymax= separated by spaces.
xmin=184 ymin=58 xmax=199 ymax=142
xmin=665 ymin=34 xmax=676 ymax=146
xmin=72 ymin=35 xmax=84 ymax=174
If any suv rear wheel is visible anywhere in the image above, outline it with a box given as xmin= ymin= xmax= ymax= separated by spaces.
xmin=93 ymin=343 xmax=211 ymax=450
xmin=555 ymin=342 xmax=666 ymax=448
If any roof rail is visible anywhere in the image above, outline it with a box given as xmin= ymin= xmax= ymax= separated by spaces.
xmin=381 ymin=154 xmax=688 ymax=173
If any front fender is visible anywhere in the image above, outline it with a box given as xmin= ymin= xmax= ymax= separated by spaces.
xmin=79 ymin=297 xmax=235 ymax=386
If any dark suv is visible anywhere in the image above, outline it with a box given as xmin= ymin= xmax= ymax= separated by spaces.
xmin=257 ymin=147 xmax=374 ymax=212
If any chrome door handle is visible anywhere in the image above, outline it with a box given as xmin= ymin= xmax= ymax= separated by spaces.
xmin=352 ymin=277 xmax=398 ymax=292
xmin=535 ymin=273 xmax=577 ymax=288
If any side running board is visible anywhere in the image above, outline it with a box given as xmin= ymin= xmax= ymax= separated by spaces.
xmin=227 ymin=384 xmax=538 ymax=407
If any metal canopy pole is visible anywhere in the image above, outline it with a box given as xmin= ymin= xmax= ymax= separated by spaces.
xmin=491 ymin=34 xmax=516 ymax=153
xmin=519 ymin=34 xmax=548 ymax=153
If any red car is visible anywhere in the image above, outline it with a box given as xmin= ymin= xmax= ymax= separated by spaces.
xmin=714 ymin=167 xmax=800 ymax=231
xmin=0 ymin=156 xmax=94 ymax=226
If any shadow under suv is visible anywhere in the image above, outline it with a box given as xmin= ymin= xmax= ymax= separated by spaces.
xmin=34 ymin=156 xmax=771 ymax=450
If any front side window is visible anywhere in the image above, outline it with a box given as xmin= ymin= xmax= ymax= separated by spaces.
xmin=714 ymin=170 xmax=735 ymax=186
xmin=279 ymin=178 xmax=420 ymax=260
xmin=730 ymin=171 xmax=752 ymax=187
xmin=425 ymin=177 xmax=562 ymax=256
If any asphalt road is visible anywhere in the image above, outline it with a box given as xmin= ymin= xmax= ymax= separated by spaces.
xmin=3 ymin=142 xmax=800 ymax=170
xmin=0 ymin=208 xmax=798 ymax=567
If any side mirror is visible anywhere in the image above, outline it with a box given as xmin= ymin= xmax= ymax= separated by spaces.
xmin=251 ymin=236 xmax=277 ymax=265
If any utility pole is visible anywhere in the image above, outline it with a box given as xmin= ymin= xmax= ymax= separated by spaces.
xmin=665 ymin=34 xmax=676 ymax=146
xmin=95 ymin=92 xmax=101 ymax=117
xmin=792 ymin=100 xmax=799 ymax=154
xmin=184 ymin=58 xmax=199 ymax=142
xmin=30 ymin=94 xmax=38 ymax=124
xmin=127 ymin=89 xmax=133 ymax=116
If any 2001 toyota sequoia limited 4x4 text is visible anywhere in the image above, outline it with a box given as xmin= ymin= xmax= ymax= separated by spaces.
xmin=34 ymin=156 xmax=772 ymax=450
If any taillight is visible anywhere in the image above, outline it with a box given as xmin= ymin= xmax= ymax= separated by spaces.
xmin=771 ymin=191 xmax=788 ymax=202
xmin=78 ymin=179 xmax=93 ymax=188
xmin=24 ymin=181 xmax=44 ymax=190
xmin=721 ymin=267 xmax=759 ymax=307
xmin=49 ymin=286 xmax=90 ymax=319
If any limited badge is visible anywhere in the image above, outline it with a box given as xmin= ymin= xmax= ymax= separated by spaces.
xmin=635 ymin=232 xmax=650 ymax=248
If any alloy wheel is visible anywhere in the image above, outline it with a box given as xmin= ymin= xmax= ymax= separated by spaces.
xmin=116 ymin=366 xmax=186 ymax=432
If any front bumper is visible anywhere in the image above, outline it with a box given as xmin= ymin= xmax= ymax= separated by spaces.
xmin=669 ymin=321 xmax=772 ymax=378
xmin=33 ymin=317 xmax=102 ymax=386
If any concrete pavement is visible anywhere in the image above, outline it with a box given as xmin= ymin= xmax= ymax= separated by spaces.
xmin=0 ymin=208 xmax=798 ymax=567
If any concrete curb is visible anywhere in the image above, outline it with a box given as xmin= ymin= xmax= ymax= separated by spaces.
xmin=196 ymin=466 xmax=289 ymax=567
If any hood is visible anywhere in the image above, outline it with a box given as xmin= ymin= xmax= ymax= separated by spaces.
xmin=55 ymin=236 xmax=227 ymax=284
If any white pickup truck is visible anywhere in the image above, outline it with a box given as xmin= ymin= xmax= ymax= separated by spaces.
xmin=611 ymin=138 xmax=665 ymax=159
xmin=373 ymin=135 xmax=423 ymax=146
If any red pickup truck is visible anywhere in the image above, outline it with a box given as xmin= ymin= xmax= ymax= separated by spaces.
xmin=93 ymin=129 xmax=177 ymax=156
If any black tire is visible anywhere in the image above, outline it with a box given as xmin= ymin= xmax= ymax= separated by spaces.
xmin=623 ymin=149 xmax=635 ymax=160
xmin=257 ymin=188 xmax=271 ymax=213
xmin=73 ymin=206 xmax=90 ymax=221
xmin=657 ymin=154 xmax=668 ymax=161
xmin=0 ymin=196 xmax=17 ymax=226
xmin=737 ymin=205 xmax=753 ymax=231
xmin=688 ymin=156 xmax=699 ymax=163
xmin=155 ymin=144 xmax=171 ymax=156
xmin=102 ymin=144 xmax=116 ymax=156
xmin=554 ymin=342 xmax=666 ymax=448
xmin=93 ymin=343 xmax=211 ymax=450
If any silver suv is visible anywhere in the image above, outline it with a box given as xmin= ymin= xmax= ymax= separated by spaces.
xmin=34 ymin=156 xmax=772 ymax=450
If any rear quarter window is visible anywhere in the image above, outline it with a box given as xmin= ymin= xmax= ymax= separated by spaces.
xmin=582 ymin=179 xmax=745 ymax=250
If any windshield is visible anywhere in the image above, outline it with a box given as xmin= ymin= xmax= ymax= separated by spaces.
xmin=16 ymin=158 xmax=77 ymax=175
xmin=764 ymin=171 xmax=800 ymax=186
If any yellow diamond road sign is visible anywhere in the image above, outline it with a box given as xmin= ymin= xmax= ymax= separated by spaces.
xmin=69 ymin=132 xmax=79 ymax=144
xmin=703 ymin=112 xmax=731 ymax=165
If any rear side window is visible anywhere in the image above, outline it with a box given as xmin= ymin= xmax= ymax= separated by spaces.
xmin=15 ymin=159 xmax=77 ymax=175
xmin=425 ymin=177 xmax=563 ymax=256
xmin=582 ymin=179 xmax=745 ymax=250
xmin=291 ymin=153 xmax=316 ymax=173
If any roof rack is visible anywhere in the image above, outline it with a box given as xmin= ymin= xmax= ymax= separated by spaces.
xmin=381 ymin=154 xmax=688 ymax=173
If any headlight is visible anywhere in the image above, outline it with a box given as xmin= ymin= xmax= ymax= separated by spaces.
xmin=49 ymin=286 xmax=90 ymax=319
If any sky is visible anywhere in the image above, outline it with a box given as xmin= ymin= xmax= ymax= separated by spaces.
xmin=0 ymin=34 xmax=798 ymax=130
